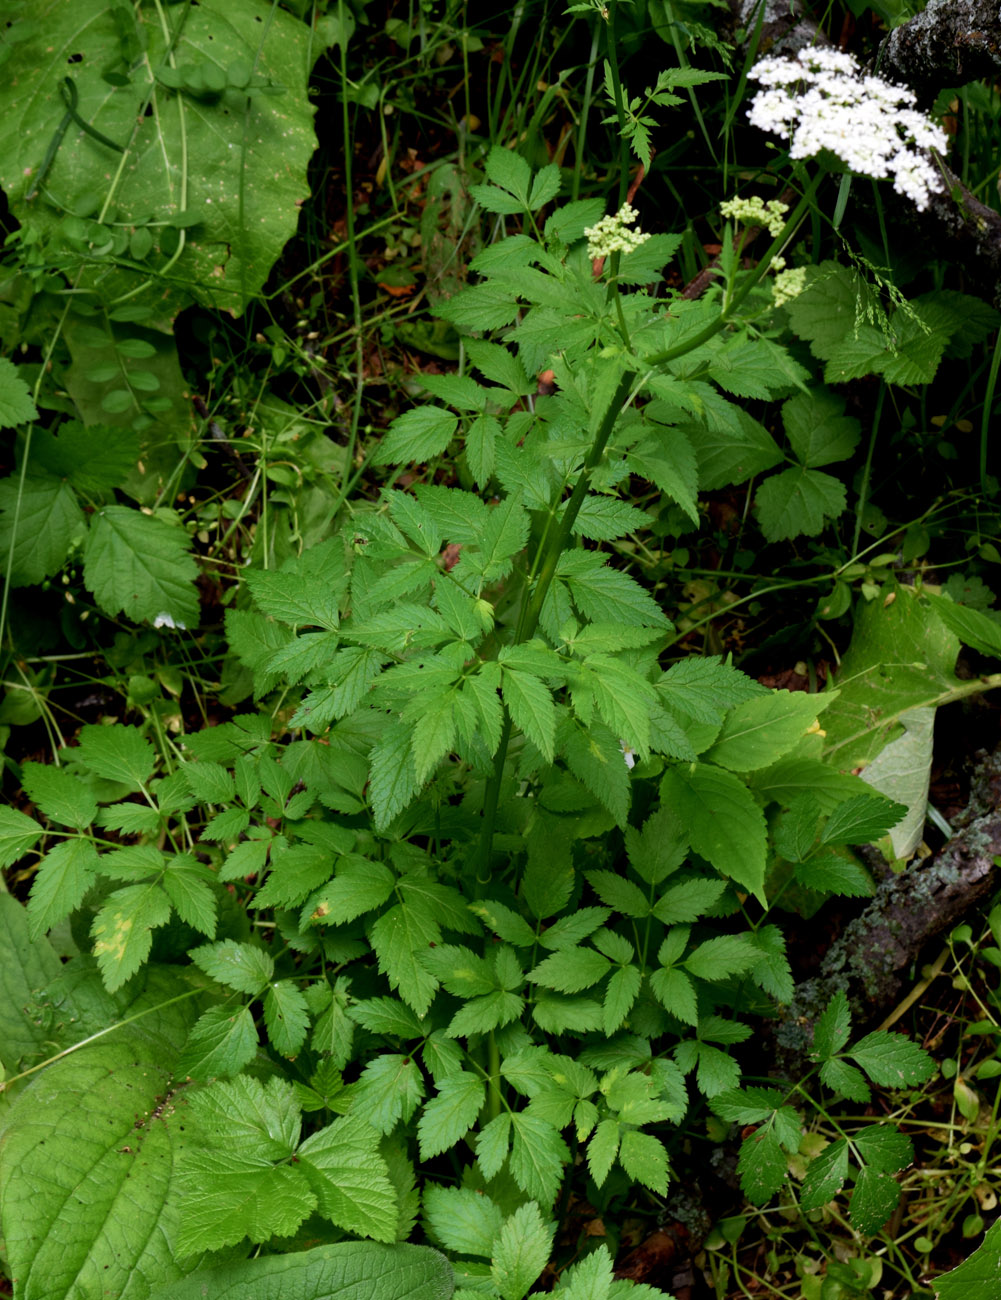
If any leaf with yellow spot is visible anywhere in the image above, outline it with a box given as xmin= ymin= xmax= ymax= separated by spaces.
xmin=91 ymin=883 xmax=172 ymax=992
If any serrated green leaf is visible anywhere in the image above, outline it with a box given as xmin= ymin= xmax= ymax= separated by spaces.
xmin=538 ymin=907 xmax=611 ymax=951
xmin=502 ymin=667 xmax=556 ymax=763
xmin=850 ymin=1165 xmax=902 ymax=1235
xmin=659 ymin=764 xmax=767 ymax=899
xmin=799 ymin=1138 xmax=850 ymax=1212
xmin=477 ymin=1112 xmax=512 ymax=1181
xmin=491 ymin=1202 xmax=554 ymax=1300
xmin=484 ymin=146 xmax=533 ymax=202
xmin=783 ymin=388 xmax=860 ymax=468
xmin=926 ymin=592 xmax=1001 ymax=659
xmin=297 ymin=1114 xmax=399 ymax=1242
xmin=585 ymin=869 xmax=650 ymax=918
xmin=418 ymin=1073 xmax=486 ymax=1160
xmin=75 ymin=723 xmax=155 ymax=790
xmin=0 ymin=1025 xmax=204 ymax=1300
xmin=161 ymin=857 xmax=217 ymax=937
xmin=176 ymin=1004 xmax=259 ymax=1080
xmin=369 ymin=720 xmax=420 ymax=830
xmin=559 ymin=717 xmax=632 ymax=828
xmin=618 ymin=1131 xmax=669 ymax=1195
xmin=351 ymin=1055 xmax=426 ymax=1138
xmin=21 ymin=761 xmax=98 ymax=829
xmin=704 ymin=691 xmax=830 ymax=773
xmin=812 ymin=989 xmax=853 ymax=1059
xmin=653 ymin=877 xmax=726 ymax=925
xmin=470 ymin=899 xmax=537 ymax=947
xmin=153 ymin=1242 xmax=454 ymax=1300
xmin=528 ymin=946 xmax=611 ymax=994
xmin=853 ymin=1124 xmax=913 ymax=1174
xmin=648 ymin=965 xmax=698 ymax=1025
xmin=737 ymin=1128 xmax=787 ymax=1204
xmin=849 ymin=1030 xmax=935 ymax=1088
xmin=0 ymin=472 xmax=85 ymax=585
xmin=34 ymin=422 xmax=141 ymax=497
xmin=84 ymin=505 xmax=199 ymax=626
xmin=375 ymin=406 xmax=458 ymax=466
xmin=424 ymin=1185 xmax=503 ymax=1258
xmin=191 ymin=938 xmax=274 ymax=994
xmin=785 ymin=261 xmax=868 ymax=361
xmin=558 ymin=549 xmax=668 ymax=628
xmin=245 ymin=567 xmax=341 ymax=630
xmin=819 ymin=1057 xmax=871 ymax=1103
xmin=466 ymin=413 xmax=500 ymax=488
xmin=931 ymin=1217 xmax=1001 ymax=1299
xmin=263 ymin=979 xmax=310 ymax=1056
xmin=755 ymin=466 xmax=846 ymax=542
xmin=820 ymin=793 xmax=906 ymax=846
xmin=0 ymin=357 xmax=38 ymax=427
xmin=509 ymin=1113 xmax=569 ymax=1204
xmin=794 ymin=851 xmax=875 ymax=898
xmin=587 ymin=1118 xmax=621 ymax=1187
xmin=684 ymin=934 xmax=761 ymax=981
xmin=603 ymin=965 xmax=642 ymax=1035
xmin=26 ymin=838 xmax=99 ymax=941
xmin=91 ymin=883 xmax=172 ymax=992
xmin=0 ymin=805 xmax=42 ymax=868
xmin=371 ymin=903 xmax=440 ymax=1018
xmin=685 ymin=407 xmax=783 ymax=490
xmin=309 ymin=857 xmax=394 ymax=925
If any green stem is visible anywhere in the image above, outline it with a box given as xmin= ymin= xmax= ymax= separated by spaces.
xmin=471 ymin=170 xmax=821 ymax=878
xmin=487 ymin=1030 xmax=502 ymax=1121
xmin=0 ymin=988 xmax=204 ymax=1091
xmin=852 ymin=382 xmax=884 ymax=559
xmin=604 ymin=1 xmax=630 ymax=209
xmin=980 ymin=325 xmax=1001 ymax=495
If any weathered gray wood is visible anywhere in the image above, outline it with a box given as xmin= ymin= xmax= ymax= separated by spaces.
xmin=776 ymin=748 xmax=1001 ymax=1065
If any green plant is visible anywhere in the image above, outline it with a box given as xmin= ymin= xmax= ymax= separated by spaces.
xmin=4 ymin=1 xmax=1001 ymax=1297
xmin=0 ymin=118 xmax=948 ymax=1296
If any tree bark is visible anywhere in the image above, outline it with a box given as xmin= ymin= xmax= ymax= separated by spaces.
xmin=880 ymin=0 xmax=1001 ymax=107
xmin=775 ymin=747 xmax=1001 ymax=1068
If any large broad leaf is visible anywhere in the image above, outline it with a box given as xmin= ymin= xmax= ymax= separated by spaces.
xmin=84 ymin=505 xmax=199 ymax=627
xmin=0 ymin=472 xmax=86 ymax=585
xmin=0 ymin=0 xmax=319 ymax=319
xmin=857 ymin=706 xmax=933 ymax=859
xmin=822 ymin=586 xmax=987 ymax=770
xmin=0 ymin=894 xmax=62 ymax=1072
xmin=149 ymin=1242 xmax=455 ymax=1300
xmin=0 ymin=995 xmax=205 ymax=1300
xmin=659 ymin=763 xmax=767 ymax=901
xmin=933 ymin=1219 xmax=1001 ymax=1300
xmin=60 ymin=319 xmax=195 ymax=504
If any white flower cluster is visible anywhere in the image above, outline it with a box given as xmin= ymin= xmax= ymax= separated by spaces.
xmin=747 ymin=46 xmax=947 ymax=211
xmin=772 ymin=266 xmax=807 ymax=307
xmin=584 ymin=202 xmax=651 ymax=260
xmin=719 ymin=195 xmax=788 ymax=238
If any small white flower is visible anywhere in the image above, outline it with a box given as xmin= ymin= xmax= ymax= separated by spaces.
xmin=747 ymin=47 xmax=947 ymax=211
xmin=584 ymin=202 xmax=652 ymax=260
xmin=620 ymin=740 xmax=636 ymax=770
xmin=153 ymin=612 xmax=186 ymax=630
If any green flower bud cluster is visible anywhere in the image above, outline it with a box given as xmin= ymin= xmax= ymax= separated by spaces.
xmin=584 ymin=202 xmax=651 ymax=260
xmin=719 ymin=196 xmax=789 ymax=237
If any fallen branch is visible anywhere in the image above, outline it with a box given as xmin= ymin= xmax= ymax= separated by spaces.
xmin=776 ymin=746 xmax=1001 ymax=1065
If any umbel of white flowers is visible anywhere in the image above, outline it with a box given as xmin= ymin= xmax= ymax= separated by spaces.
xmin=584 ymin=202 xmax=652 ymax=260
xmin=747 ymin=46 xmax=947 ymax=211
